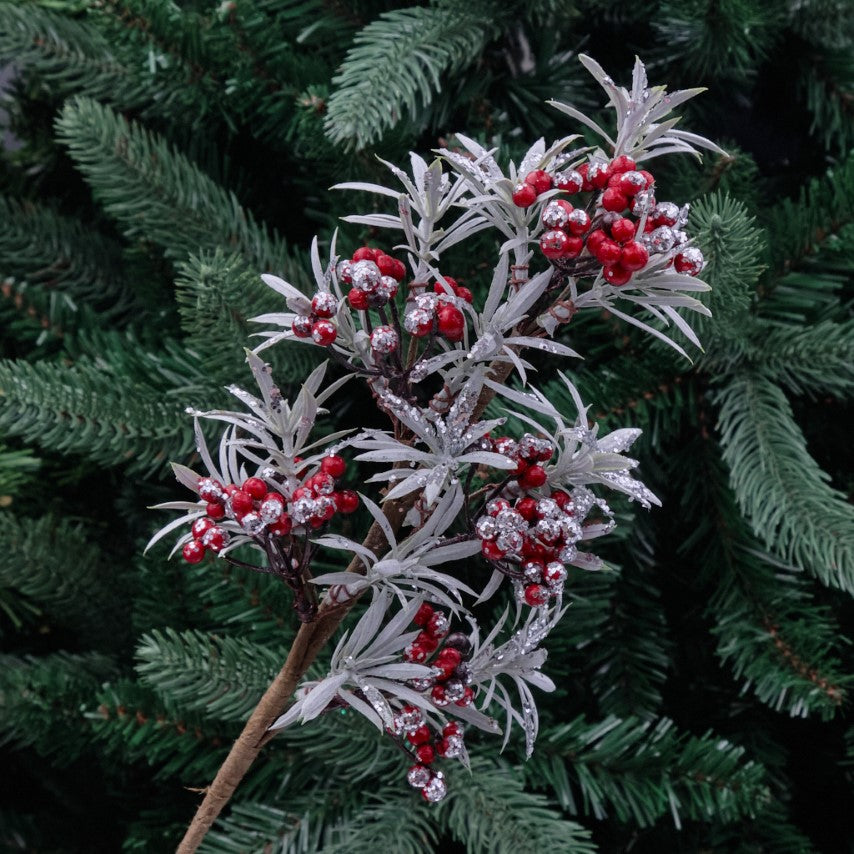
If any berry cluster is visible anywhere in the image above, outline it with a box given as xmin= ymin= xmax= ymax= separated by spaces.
xmin=292 ymin=291 xmax=340 ymax=346
xmin=337 ymin=246 xmax=407 ymax=311
xmin=403 ymin=277 xmax=471 ymax=343
xmin=492 ymin=432 xmax=553 ymax=491
xmin=476 ymin=489 xmax=578 ymax=607
xmin=394 ymin=704 xmax=465 ymax=803
xmin=517 ymin=156 xmax=706 ymax=287
xmin=183 ymin=455 xmax=358 ymax=564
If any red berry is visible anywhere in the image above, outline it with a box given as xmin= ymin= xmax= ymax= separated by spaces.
xmin=541 ymin=198 xmax=574 ymax=228
xmin=551 ymin=489 xmax=571 ymax=509
xmin=432 ymin=684 xmax=448 ymax=705
xmin=407 ymin=725 xmax=432 ymax=746
xmin=455 ymin=286 xmax=474 ymax=304
xmin=536 ymin=446 xmax=553 ymax=462
xmin=242 ymin=477 xmax=267 ymax=500
xmin=514 ymin=457 xmax=529 ymax=477
xmin=405 ymin=643 xmax=429 ymax=663
xmin=433 ymin=278 xmax=455 ymax=296
xmin=524 ymin=584 xmax=550 ymax=606
xmin=555 ymin=170 xmax=583 ymax=193
xmin=206 ymin=501 xmax=225 ymax=520
xmin=427 ymin=611 xmax=450 ymax=639
xmin=443 ymin=721 xmax=462 ymax=738
xmin=577 ymin=163 xmax=593 ymax=191
xmin=602 ymin=188 xmax=628 ymax=212
xmin=307 ymin=472 xmax=335 ymax=495
xmin=203 ymin=526 xmax=226 ymax=553
xmin=415 ymin=744 xmax=436 ymax=765
xmin=487 ymin=497 xmax=510 ymax=515
xmin=320 ymin=454 xmax=346 ymax=478
xmin=269 ymin=514 xmax=293 ymax=536
xmin=291 ymin=486 xmax=309 ymax=501
xmin=620 ymin=241 xmax=649 ymax=272
xmin=292 ymin=315 xmax=313 ymax=338
xmin=455 ymin=686 xmax=474 ymax=707
xmin=311 ymin=320 xmax=337 ymax=346
xmin=348 ymin=288 xmax=369 ymax=310
xmin=437 ymin=305 xmax=465 ymax=342
xmin=589 ymin=162 xmax=611 ymax=189
xmin=564 ymin=235 xmax=584 ymax=258
xmin=595 ymin=239 xmax=622 ymax=266
xmin=619 ymin=172 xmax=647 ymax=197
xmin=481 ymin=540 xmax=506 ymax=561
xmin=522 ymin=538 xmax=549 ymax=560
xmin=334 ymin=490 xmax=359 ymax=514
xmin=539 ymin=229 xmax=570 ymax=260
xmin=519 ymin=465 xmax=548 ymax=490
xmin=436 ymin=648 xmax=462 ymax=672
xmin=191 ymin=517 xmax=215 ymax=539
xmin=610 ymin=218 xmax=636 ymax=243
xmin=604 ymin=265 xmax=632 ymax=286
xmin=230 ymin=490 xmax=254 ymax=516
xmin=566 ymin=210 xmax=591 ymax=235
xmin=352 ymin=246 xmax=377 ymax=262
xmin=610 ymin=155 xmax=636 ymax=174
xmin=391 ymin=258 xmax=407 ymax=281
xmin=416 ymin=632 xmax=439 ymax=653
xmin=516 ymin=497 xmax=539 ymax=521
xmin=512 ymin=183 xmax=538 ymax=208
xmin=183 ymin=540 xmax=206 ymax=564
xmin=376 ymin=254 xmax=397 ymax=278
xmin=311 ymin=292 xmax=337 ymax=318
xmin=586 ymin=229 xmax=607 ymax=254
xmin=639 ymin=170 xmax=655 ymax=188
xmin=414 ymin=603 xmax=435 ymax=627
xmin=524 ymin=169 xmax=553 ymax=194
xmin=198 ymin=478 xmax=224 ymax=503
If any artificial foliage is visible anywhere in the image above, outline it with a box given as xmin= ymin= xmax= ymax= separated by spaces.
xmin=1 ymin=2 xmax=853 ymax=853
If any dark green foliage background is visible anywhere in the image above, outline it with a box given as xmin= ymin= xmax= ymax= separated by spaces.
xmin=1 ymin=1 xmax=853 ymax=851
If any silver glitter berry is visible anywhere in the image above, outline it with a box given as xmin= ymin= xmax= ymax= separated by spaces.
xmin=311 ymin=291 xmax=338 ymax=317
xmin=259 ymin=497 xmax=284 ymax=523
xmin=407 ymin=677 xmax=434 ymax=692
xmin=556 ymin=169 xmax=583 ymax=192
xmin=647 ymin=225 xmax=675 ymax=253
xmin=567 ymin=209 xmax=589 ymax=229
xmin=542 ymin=201 xmax=570 ymax=229
xmin=444 ymin=680 xmax=465 ymax=702
xmin=677 ymin=246 xmax=705 ymax=275
xmin=493 ymin=438 xmax=518 ymax=458
xmin=422 ymin=772 xmax=447 ymax=803
xmin=621 ymin=171 xmax=646 ymax=191
xmin=414 ymin=293 xmax=438 ymax=311
xmin=241 ymin=512 xmax=265 ymax=534
xmin=523 ymin=560 xmax=543 ymax=582
xmin=408 ymin=765 xmax=432 ymax=788
xmin=496 ymin=530 xmax=523 ymax=555
xmin=400 ymin=706 xmax=424 ymax=732
xmin=370 ymin=325 xmax=400 ymax=354
xmin=536 ymin=498 xmax=560 ymax=519
xmin=404 ymin=307 xmax=432 ymax=334
xmin=350 ymin=260 xmax=381 ymax=292
xmin=336 ymin=259 xmax=353 ymax=283
xmin=495 ymin=509 xmax=524 ymax=531
xmin=442 ymin=734 xmax=464 ymax=758
xmin=486 ymin=498 xmax=509 ymax=516
xmin=291 ymin=496 xmax=317 ymax=524
xmin=672 ymin=229 xmax=688 ymax=246
xmin=378 ymin=275 xmax=398 ymax=298
xmin=535 ymin=518 xmax=562 ymax=544
xmin=475 ymin=517 xmax=497 ymax=540
xmin=201 ymin=526 xmax=228 ymax=548
xmin=558 ymin=543 xmax=578 ymax=563
xmin=292 ymin=315 xmax=313 ymax=336
xmin=654 ymin=201 xmax=680 ymax=225
xmin=632 ymin=191 xmax=654 ymax=216
xmin=545 ymin=561 xmax=567 ymax=586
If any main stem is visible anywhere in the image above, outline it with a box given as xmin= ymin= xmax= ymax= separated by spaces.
xmin=176 ymin=357 xmax=520 ymax=853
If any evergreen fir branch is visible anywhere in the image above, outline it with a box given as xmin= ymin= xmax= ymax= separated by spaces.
xmin=715 ymin=374 xmax=854 ymax=591
xmin=0 ymin=194 xmax=138 ymax=321
xmin=0 ymin=357 xmax=194 ymax=476
xmin=54 ymin=97 xmax=309 ymax=280
xmin=0 ymin=512 xmax=127 ymax=647
xmin=528 ymin=715 xmax=769 ymax=829
xmin=676 ymin=439 xmax=849 ymax=719
xmin=0 ymin=443 xmax=40 ymax=500
xmin=0 ymin=652 xmax=116 ymax=763
xmin=800 ymin=48 xmax=854 ymax=154
xmin=135 ymin=628 xmax=285 ymax=723
xmin=703 ymin=799 xmax=819 ymax=854
xmin=438 ymin=758 xmax=597 ymax=853
xmin=324 ymin=5 xmax=493 ymax=149
xmin=175 ymin=251 xmax=322 ymax=385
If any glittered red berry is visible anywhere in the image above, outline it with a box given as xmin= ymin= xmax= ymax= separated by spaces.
xmin=414 ymin=603 xmax=435 ymax=627
xmin=610 ymin=155 xmax=636 ymax=174
xmin=269 ymin=514 xmax=293 ymax=536
xmin=541 ymin=198 xmax=573 ymax=229
xmin=431 ymin=684 xmax=449 ymax=706
xmin=206 ymin=501 xmax=225 ymax=520
xmin=551 ymin=489 xmax=571 ymax=509
xmin=416 ymin=631 xmax=439 ymax=654
xmin=602 ymin=187 xmax=628 ymax=212
xmin=516 ymin=496 xmax=538 ymax=521
xmin=437 ymin=305 xmax=465 ymax=342
xmin=455 ymin=286 xmax=474 ymax=304
xmin=618 ymin=171 xmax=647 ymax=197
xmin=348 ymin=287 xmax=369 ymax=310
xmin=407 ymin=725 xmax=432 ymax=746
xmin=639 ymin=170 xmax=655 ymax=188
xmin=405 ymin=642 xmax=429 ymax=663
xmin=311 ymin=320 xmax=337 ymax=346
xmin=334 ymin=490 xmax=359 ymax=514
xmin=512 ymin=183 xmax=538 ymax=208
xmin=443 ymin=721 xmax=462 ymax=738
xmin=320 ymin=454 xmax=346 ymax=478
xmin=230 ymin=490 xmax=254 ymax=516
xmin=352 ymin=246 xmax=377 ymax=262
xmin=198 ymin=478 xmax=224 ymax=503
xmin=555 ymin=169 xmax=583 ymax=193
xmin=576 ymin=163 xmax=592 ymax=191
xmin=595 ymin=239 xmax=622 ymax=266
xmin=202 ymin=526 xmax=226 ymax=553
xmin=415 ymin=744 xmax=436 ymax=765
xmin=242 ymin=477 xmax=267 ymax=500
xmin=191 ymin=517 xmax=215 ymax=539
xmin=481 ymin=540 xmax=506 ymax=561
xmin=539 ymin=229 xmax=570 ymax=260
xmin=620 ymin=241 xmax=649 ymax=272
xmin=566 ymin=209 xmax=591 ymax=235
xmin=292 ymin=315 xmax=313 ymax=338
xmin=519 ymin=464 xmax=548 ymax=490
xmin=604 ymin=264 xmax=632 ymax=286
xmin=524 ymin=169 xmax=553 ymax=194
xmin=610 ymin=217 xmax=636 ymax=243
xmin=311 ymin=292 xmax=338 ymax=319
xmin=524 ymin=584 xmax=550 ymax=606
xmin=183 ymin=540 xmax=206 ymax=564
xmin=455 ymin=686 xmax=474 ymax=707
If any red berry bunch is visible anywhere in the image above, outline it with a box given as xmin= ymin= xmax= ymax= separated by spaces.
xmin=511 ymin=168 xmax=554 ymax=208
xmin=184 ymin=456 xmax=358 ymax=564
xmin=395 ymin=704 xmax=465 ymax=803
xmin=292 ymin=290 xmax=340 ymax=346
xmin=492 ymin=432 xmax=553 ymax=491
xmin=539 ymin=199 xmax=592 ymax=261
xmin=337 ymin=246 xmax=406 ymax=311
xmin=475 ymin=488 xmax=577 ymax=607
xmin=403 ymin=276 xmax=470 ymax=343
